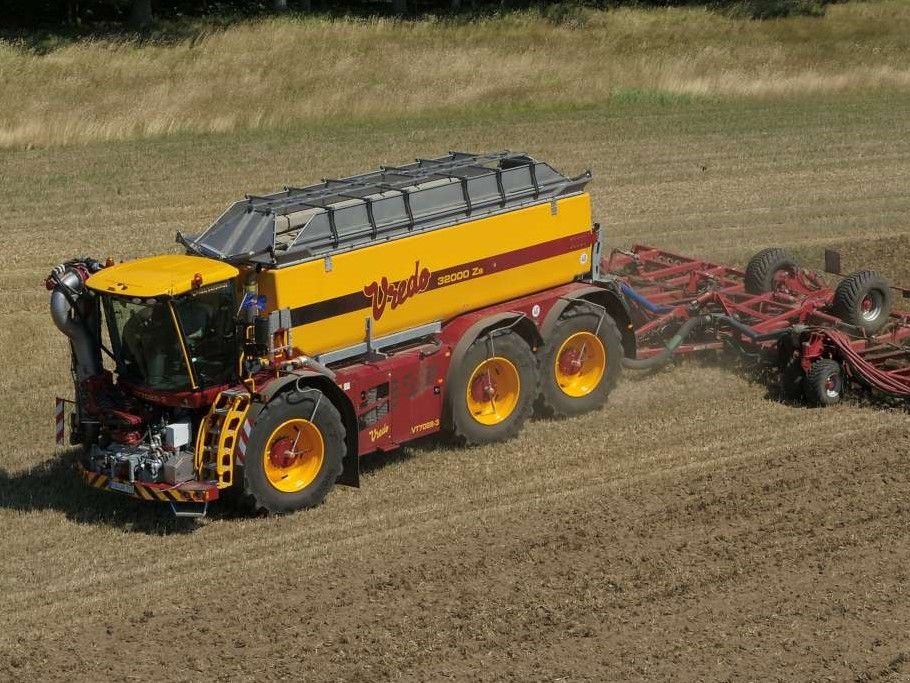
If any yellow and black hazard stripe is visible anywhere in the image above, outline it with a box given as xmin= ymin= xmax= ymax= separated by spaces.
xmin=82 ymin=469 xmax=109 ymax=490
xmin=133 ymin=483 xmax=209 ymax=503
xmin=79 ymin=465 xmax=213 ymax=503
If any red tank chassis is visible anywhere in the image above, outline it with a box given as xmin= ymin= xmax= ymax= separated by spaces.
xmin=606 ymin=245 xmax=910 ymax=399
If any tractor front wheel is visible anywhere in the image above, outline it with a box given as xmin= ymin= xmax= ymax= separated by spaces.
xmin=241 ymin=389 xmax=345 ymax=514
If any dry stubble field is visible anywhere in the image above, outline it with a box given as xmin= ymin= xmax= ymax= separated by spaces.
xmin=1 ymin=16 xmax=910 ymax=682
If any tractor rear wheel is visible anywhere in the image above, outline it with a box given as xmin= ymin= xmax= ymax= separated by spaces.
xmin=832 ymin=270 xmax=892 ymax=334
xmin=537 ymin=307 xmax=623 ymax=417
xmin=241 ymin=388 xmax=345 ymax=514
xmin=744 ymin=247 xmax=800 ymax=295
xmin=804 ymin=358 xmax=844 ymax=407
xmin=446 ymin=331 xmax=537 ymax=445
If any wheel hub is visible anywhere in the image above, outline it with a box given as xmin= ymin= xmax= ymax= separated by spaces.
xmin=771 ymin=268 xmax=796 ymax=292
xmin=824 ymin=374 xmax=840 ymax=398
xmin=269 ymin=437 xmax=297 ymax=469
xmin=861 ymin=293 xmax=882 ymax=321
xmin=558 ymin=349 xmax=583 ymax=375
xmin=470 ymin=375 xmax=496 ymax=402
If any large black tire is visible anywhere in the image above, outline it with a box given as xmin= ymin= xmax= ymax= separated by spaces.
xmin=804 ymin=358 xmax=844 ymax=407
xmin=445 ymin=331 xmax=537 ymax=445
xmin=832 ymin=270 xmax=892 ymax=334
xmin=744 ymin=247 xmax=800 ymax=295
xmin=241 ymin=389 xmax=345 ymax=514
xmin=536 ymin=307 xmax=623 ymax=417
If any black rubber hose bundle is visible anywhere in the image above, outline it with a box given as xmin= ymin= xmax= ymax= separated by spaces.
xmin=621 ymin=316 xmax=712 ymax=370
xmin=621 ymin=313 xmax=788 ymax=370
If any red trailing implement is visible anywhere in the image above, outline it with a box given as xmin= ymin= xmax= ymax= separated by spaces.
xmin=605 ymin=245 xmax=910 ymax=405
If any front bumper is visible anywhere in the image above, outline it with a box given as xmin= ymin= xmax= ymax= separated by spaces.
xmin=78 ymin=465 xmax=220 ymax=503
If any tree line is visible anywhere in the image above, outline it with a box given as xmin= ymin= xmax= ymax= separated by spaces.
xmin=8 ymin=0 xmax=460 ymax=28
xmin=1 ymin=0 xmax=835 ymax=30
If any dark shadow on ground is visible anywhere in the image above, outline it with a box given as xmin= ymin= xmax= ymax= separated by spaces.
xmin=0 ymin=440 xmax=440 ymax=535
xmin=677 ymin=347 xmax=827 ymax=408
xmin=357 ymin=432 xmax=456 ymax=477
xmin=526 ymin=346 xmax=814 ymax=423
xmin=692 ymin=348 xmax=909 ymax=411
xmin=0 ymin=450 xmax=247 ymax=535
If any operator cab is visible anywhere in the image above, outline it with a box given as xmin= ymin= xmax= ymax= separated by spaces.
xmin=86 ymin=255 xmax=240 ymax=392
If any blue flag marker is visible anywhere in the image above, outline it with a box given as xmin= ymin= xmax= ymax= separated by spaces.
xmin=240 ymin=292 xmax=267 ymax=310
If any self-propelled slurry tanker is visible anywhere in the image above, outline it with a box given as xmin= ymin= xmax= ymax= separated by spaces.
xmin=48 ymin=152 xmax=632 ymax=515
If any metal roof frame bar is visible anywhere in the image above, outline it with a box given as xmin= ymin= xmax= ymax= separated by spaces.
xmin=182 ymin=151 xmax=589 ymax=267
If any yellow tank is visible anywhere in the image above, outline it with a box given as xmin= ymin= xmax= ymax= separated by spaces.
xmin=257 ymin=192 xmax=594 ymax=358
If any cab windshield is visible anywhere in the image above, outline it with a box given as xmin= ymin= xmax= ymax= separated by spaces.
xmin=103 ymin=282 xmax=236 ymax=391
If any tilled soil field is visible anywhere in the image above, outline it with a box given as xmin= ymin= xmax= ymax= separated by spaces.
xmin=1 ymin=93 xmax=908 ymax=681
xmin=3 ymin=370 xmax=908 ymax=681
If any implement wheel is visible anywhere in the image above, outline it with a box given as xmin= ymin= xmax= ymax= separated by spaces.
xmin=537 ymin=307 xmax=623 ymax=417
xmin=744 ymin=247 xmax=800 ymax=295
xmin=832 ymin=270 xmax=892 ymax=334
xmin=242 ymin=389 xmax=345 ymax=514
xmin=804 ymin=359 xmax=844 ymax=407
xmin=446 ymin=331 xmax=537 ymax=445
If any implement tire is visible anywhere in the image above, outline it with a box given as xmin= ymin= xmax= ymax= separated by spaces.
xmin=804 ymin=359 xmax=844 ymax=407
xmin=241 ymin=389 xmax=345 ymax=514
xmin=745 ymin=247 xmax=800 ymax=295
xmin=537 ymin=308 xmax=623 ymax=418
xmin=446 ymin=331 xmax=537 ymax=445
xmin=832 ymin=270 xmax=892 ymax=334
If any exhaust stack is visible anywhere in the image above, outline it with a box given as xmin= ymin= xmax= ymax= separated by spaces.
xmin=47 ymin=261 xmax=103 ymax=381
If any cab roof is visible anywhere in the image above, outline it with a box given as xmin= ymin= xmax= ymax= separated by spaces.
xmin=86 ymin=254 xmax=239 ymax=298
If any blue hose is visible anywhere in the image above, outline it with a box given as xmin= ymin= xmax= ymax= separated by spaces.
xmin=619 ymin=282 xmax=674 ymax=315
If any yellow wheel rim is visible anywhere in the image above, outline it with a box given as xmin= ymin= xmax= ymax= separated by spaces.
xmin=262 ymin=418 xmax=324 ymax=493
xmin=554 ymin=331 xmax=606 ymax=398
xmin=465 ymin=357 xmax=521 ymax=426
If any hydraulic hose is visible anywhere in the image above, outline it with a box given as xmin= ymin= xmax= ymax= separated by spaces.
xmin=621 ymin=315 xmax=712 ymax=370
xmin=619 ymin=282 xmax=673 ymax=315
xmin=709 ymin=314 xmax=789 ymax=343
xmin=618 ymin=278 xmax=794 ymax=370
xmin=621 ymin=313 xmax=787 ymax=370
